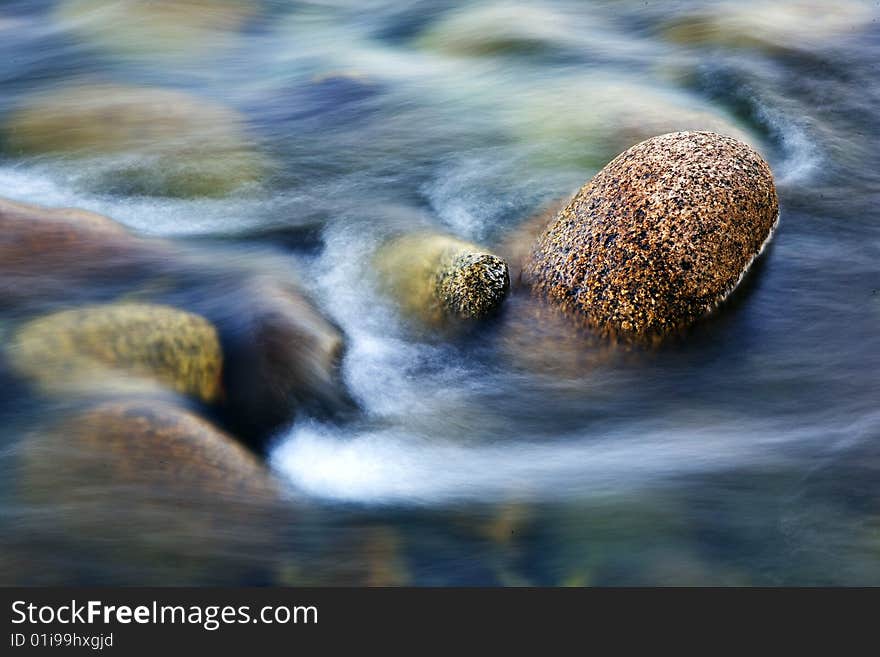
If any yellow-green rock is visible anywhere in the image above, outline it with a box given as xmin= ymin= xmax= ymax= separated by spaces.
xmin=8 ymin=302 xmax=223 ymax=402
xmin=53 ymin=0 xmax=258 ymax=60
xmin=5 ymin=83 xmax=269 ymax=197
xmin=375 ymin=232 xmax=510 ymax=327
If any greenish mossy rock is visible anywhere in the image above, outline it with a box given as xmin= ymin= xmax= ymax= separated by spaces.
xmin=523 ymin=131 xmax=779 ymax=342
xmin=53 ymin=0 xmax=258 ymax=60
xmin=375 ymin=233 xmax=510 ymax=327
xmin=4 ymin=83 xmax=269 ymax=197
xmin=660 ymin=0 xmax=875 ymax=53
xmin=8 ymin=303 xmax=223 ymax=402
xmin=507 ymin=78 xmax=759 ymax=172
xmin=415 ymin=3 xmax=573 ymax=57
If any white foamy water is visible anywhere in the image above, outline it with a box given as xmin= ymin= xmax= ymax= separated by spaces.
xmin=270 ymin=412 xmax=860 ymax=506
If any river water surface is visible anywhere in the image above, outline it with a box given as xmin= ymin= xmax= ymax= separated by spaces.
xmin=1 ymin=1 xmax=879 ymax=585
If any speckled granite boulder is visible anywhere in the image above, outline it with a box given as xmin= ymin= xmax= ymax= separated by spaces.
xmin=4 ymin=83 xmax=268 ymax=197
xmin=375 ymin=233 xmax=510 ymax=326
xmin=8 ymin=303 xmax=223 ymax=402
xmin=523 ymin=132 xmax=778 ymax=341
xmin=497 ymin=199 xmax=568 ymax=288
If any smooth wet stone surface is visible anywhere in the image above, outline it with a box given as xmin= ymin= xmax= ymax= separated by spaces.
xmin=375 ymin=232 xmax=510 ymax=327
xmin=8 ymin=302 xmax=223 ymax=402
xmin=4 ymin=83 xmax=269 ymax=197
xmin=524 ymin=131 xmax=779 ymax=342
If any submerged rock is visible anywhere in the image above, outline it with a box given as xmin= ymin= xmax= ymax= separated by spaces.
xmin=0 ymin=197 xmax=353 ymax=445
xmin=508 ymin=78 xmax=759 ymax=172
xmin=15 ymin=400 xmax=284 ymax=583
xmin=375 ymin=232 xmax=510 ymax=326
xmin=53 ymin=0 xmax=258 ymax=60
xmin=211 ymin=276 xmax=353 ymax=444
xmin=415 ymin=3 xmax=574 ymax=57
xmin=8 ymin=303 xmax=223 ymax=402
xmin=660 ymin=0 xmax=875 ymax=53
xmin=523 ymin=132 xmax=779 ymax=341
xmin=0 ymin=197 xmax=178 ymax=307
xmin=4 ymin=83 xmax=269 ymax=197
xmin=21 ymin=400 xmax=279 ymax=499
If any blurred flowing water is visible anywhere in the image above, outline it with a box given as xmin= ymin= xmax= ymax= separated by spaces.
xmin=1 ymin=0 xmax=879 ymax=585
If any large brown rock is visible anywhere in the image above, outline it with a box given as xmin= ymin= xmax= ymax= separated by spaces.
xmin=523 ymin=132 xmax=778 ymax=341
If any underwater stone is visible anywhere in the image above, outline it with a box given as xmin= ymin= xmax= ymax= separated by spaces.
xmin=375 ymin=232 xmax=510 ymax=326
xmin=8 ymin=302 xmax=223 ymax=402
xmin=508 ymin=78 xmax=760 ymax=172
xmin=415 ymin=3 xmax=573 ymax=57
xmin=523 ymin=131 xmax=779 ymax=342
xmin=660 ymin=0 xmax=876 ymax=53
xmin=4 ymin=83 xmax=269 ymax=197
xmin=53 ymin=0 xmax=258 ymax=60
xmin=15 ymin=400 xmax=284 ymax=583
xmin=0 ymin=196 xmax=177 ymax=308
xmin=214 ymin=276 xmax=353 ymax=445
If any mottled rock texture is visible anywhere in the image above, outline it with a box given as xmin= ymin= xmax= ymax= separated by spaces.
xmin=523 ymin=132 xmax=778 ymax=341
xmin=497 ymin=199 xmax=567 ymax=287
xmin=375 ymin=233 xmax=510 ymax=326
xmin=8 ymin=303 xmax=223 ymax=402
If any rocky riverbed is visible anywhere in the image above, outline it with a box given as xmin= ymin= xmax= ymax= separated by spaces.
xmin=0 ymin=0 xmax=878 ymax=586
